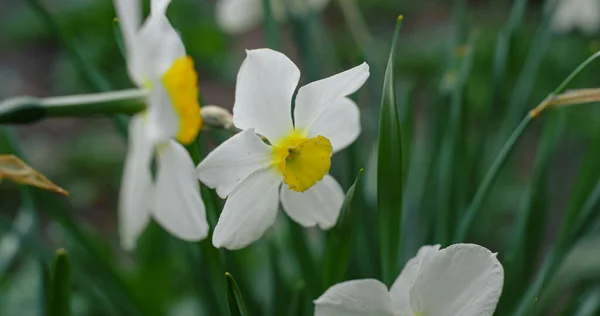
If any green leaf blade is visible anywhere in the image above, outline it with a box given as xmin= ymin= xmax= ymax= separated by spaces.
xmin=377 ymin=16 xmax=404 ymax=286
xmin=225 ymin=272 xmax=247 ymax=316
xmin=323 ymin=169 xmax=363 ymax=289
xmin=49 ymin=248 xmax=71 ymax=316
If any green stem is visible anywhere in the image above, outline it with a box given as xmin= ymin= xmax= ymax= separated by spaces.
xmin=553 ymin=50 xmax=600 ymax=95
xmin=185 ymin=141 xmax=228 ymax=316
xmin=454 ymin=49 xmax=600 ymax=242
xmin=0 ymin=90 xmax=147 ymax=124
xmin=454 ymin=115 xmax=532 ymax=242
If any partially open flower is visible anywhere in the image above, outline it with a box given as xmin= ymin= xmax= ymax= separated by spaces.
xmin=115 ymin=0 xmax=208 ymax=250
xmin=315 ymin=244 xmax=504 ymax=316
xmin=197 ymin=48 xmax=369 ymax=250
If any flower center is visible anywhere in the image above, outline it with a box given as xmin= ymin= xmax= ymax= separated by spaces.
xmin=272 ymin=133 xmax=332 ymax=192
xmin=162 ymin=56 xmax=203 ymax=145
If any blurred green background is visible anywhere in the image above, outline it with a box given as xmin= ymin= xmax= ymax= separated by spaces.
xmin=1 ymin=0 xmax=600 ymax=315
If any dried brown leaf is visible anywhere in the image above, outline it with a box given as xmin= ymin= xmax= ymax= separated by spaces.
xmin=0 ymin=155 xmax=70 ymax=196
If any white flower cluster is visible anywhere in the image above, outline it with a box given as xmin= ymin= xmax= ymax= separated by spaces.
xmin=112 ymin=0 xmax=505 ymax=314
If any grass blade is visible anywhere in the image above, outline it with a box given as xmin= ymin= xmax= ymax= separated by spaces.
xmin=322 ymin=170 xmax=363 ymax=289
xmin=435 ymin=34 xmax=477 ymax=246
xmin=48 ymin=249 xmax=71 ymax=316
xmin=377 ymin=16 xmax=404 ymax=286
xmin=25 ymin=0 xmax=128 ymax=137
xmin=225 ymin=272 xmax=247 ymax=316
xmin=499 ymin=112 xmax=565 ymax=314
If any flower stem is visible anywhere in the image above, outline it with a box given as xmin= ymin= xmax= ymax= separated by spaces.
xmin=454 ymin=114 xmax=532 ymax=242
xmin=454 ymin=50 xmax=600 ymax=242
xmin=43 ymin=89 xmax=147 ymax=117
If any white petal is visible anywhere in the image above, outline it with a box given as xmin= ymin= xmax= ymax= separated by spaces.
xmin=146 ymin=85 xmax=179 ymax=143
xmin=233 ymin=49 xmax=298 ymax=143
xmin=197 ymin=129 xmax=273 ymax=198
xmin=130 ymin=12 xmax=186 ymax=84
xmin=553 ymin=0 xmax=600 ymax=34
xmin=314 ymin=279 xmax=395 ymax=316
xmin=280 ymin=174 xmax=344 ymax=230
xmin=119 ymin=115 xmax=153 ymax=250
xmin=113 ymin=0 xmax=141 ymax=57
xmin=294 ymin=63 xmax=369 ymax=133
xmin=151 ymin=0 xmax=172 ymax=14
xmin=389 ymin=245 xmax=440 ymax=316
xmin=153 ymin=141 xmax=209 ymax=242
xmin=215 ymin=0 xmax=263 ymax=35
xmin=306 ymin=97 xmax=360 ymax=153
xmin=212 ymin=168 xmax=282 ymax=250
xmin=306 ymin=0 xmax=331 ymax=12
xmin=409 ymin=243 xmax=504 ymax=316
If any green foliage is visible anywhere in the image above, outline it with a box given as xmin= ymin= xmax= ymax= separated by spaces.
xmin=377 ymin=16 xmax=404 ymax=287
xmin=48 ymin=249 xmax=71 ymax=316
xmin=2 ymin=0 xmax=600 ymax=315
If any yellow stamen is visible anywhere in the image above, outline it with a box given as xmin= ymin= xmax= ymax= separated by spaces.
xmin=162 ymin=56 xmax=203 ymax=145
xmin=272 ymin=133 xmax=332 ymax=192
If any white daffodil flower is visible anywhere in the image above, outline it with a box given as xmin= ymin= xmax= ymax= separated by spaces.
xmin=314 ymin=243 xmax=504 ymax=316
xmin=197 ymin=48 xmax=369 ymax=250
xmin=216 ymin=0 xmax=331 ymax=35
xmin=114 ymin=0 xmax=208 ymax=250
xmin=553 ymin=0 xmax=600 ymax=34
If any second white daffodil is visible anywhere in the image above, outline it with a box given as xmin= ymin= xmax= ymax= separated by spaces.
xmin=197 ymin=48 xmax=369 ymax=249
xmin=115 ymin=0 xmax=208 ymax=250
xmin=553 ymin=0 xmax=600 ymax=34
xmin=216 ymin=0 xmax=331 ymax=35
xmin=314 ymin=243 xmax=504 ymax=316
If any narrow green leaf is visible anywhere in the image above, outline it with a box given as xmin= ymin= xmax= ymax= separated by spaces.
xmin=488 ymin=0 xmax=527 ymax=109
xmin=560 ymin=129 xmax=600 ymax=244
xmin=262 ymin=0 xmax=281 ymax=50
xmin=112 ymin=18 xmax=126 ymax=59
xmin=0 ymin=204 xmax=36 ymax=278
xmin=499 ymin=112 xmax=565 ymax=314
xmin=225 ymin=272 xmax=247 ymax=316
xmin=187 ymin=140 xmax=229 ymax=316
xmin=377 ymin=16 xmax=404 ymax=286
xmin=48 ymin=249 xmax=71 ymax=316
xmin=455 ymin=50 xmax=600 ymax=243
xmin=435 ymin=34 xmax=477 ymax=246
xmin=323 ymin=169 xmax=363 ymax=289
xmin=2 ymin=128 xmax=145 ymax=315
xmin=574 ymin=288 xmax=600 ymax=316
xmin=288 ymin=220 xmax=320 ymax=298
xmin=25 ymin=0 xmax=128 ymax=137
xmin=498 ymin=0 xmax=557 ymax=141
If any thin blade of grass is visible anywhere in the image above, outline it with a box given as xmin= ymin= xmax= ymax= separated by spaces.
xmin=435 ymin=34 xmax=477 ymax=246
xmin=25 ymin=0 xmax=128 ymax=137
xmin=377 ymin=16 xmax=404 ymax=286
xmin=499 ymin=112 xmax=565 ymax=314
xmin=322 ymin=170 xmax=363 ymax=289
xmin=186 ymin=141 xmax=229 ymax=316
xmin=225 ymin=273 xmax=247 ymax=316
xmin=498 ymin=0 xmax=557 ymax=141
xmin=48 ymin=249 xmax=71 ymax=316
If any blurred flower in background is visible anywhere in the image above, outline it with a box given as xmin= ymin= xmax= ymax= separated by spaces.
xmin=553 ymin=0 xmax=600 ymax=34
xmin=197 ymin=48 xmax=368 ymax=250
xmin=314 ymin=244 xmax=504 ymax=316
xmin=114 ymin=0 xmax=208 ymax=250
xmin=215 ymin=0 xmax=331 ymax=34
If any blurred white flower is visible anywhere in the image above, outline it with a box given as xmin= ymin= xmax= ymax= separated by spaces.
xmin=314 ymin=243 xmax=504 ymax=316
xmin=114 ymin=0 xmax=208 ymax=250
xmin=197 ymin=48 xmax=369 ymax=250
xmin=216 ymin=0 xmax=331 ymax=35
xmin=553 ymin=0 xmax=600 ymax=34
